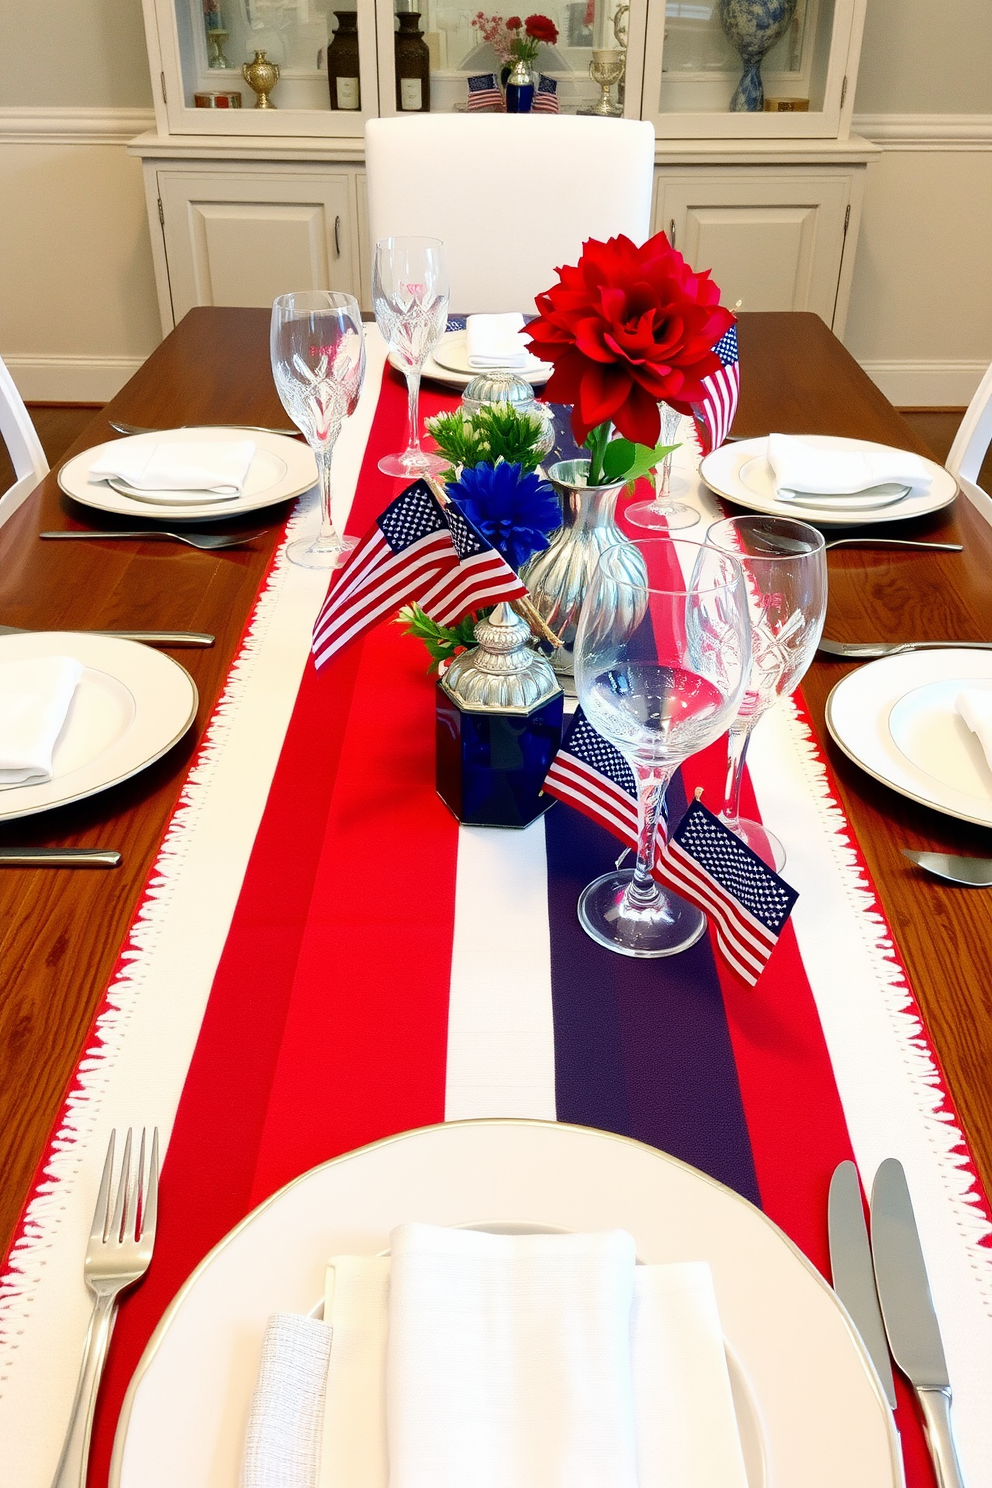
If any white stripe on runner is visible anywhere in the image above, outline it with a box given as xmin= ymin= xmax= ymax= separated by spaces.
xmin=445 ymin=818 xmax=557 ymax=1121
xmin=0 ymin=334 xmax=390 ymax=1488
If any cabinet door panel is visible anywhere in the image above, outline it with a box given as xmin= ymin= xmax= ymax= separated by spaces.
xmin=160 ymin=170 xmax=356 ymax=323
xmin=657 ymin=172 xmax=851 ymax=326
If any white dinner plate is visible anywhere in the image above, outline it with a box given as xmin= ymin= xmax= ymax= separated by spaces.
xmin=0 ymin=632 xmax=197 ymax=821
xmin=59 ymin=429 xmax=317 ymax=524
xmin=111 ymin=1120 xmax=898 ymax=1488
xmin=826 ymin=649 xmax=992 ymax=826
xmin=396 ymin=329 xmax=551 ymax=390
xmin=701 ymin=436 xmax=957 ymax=527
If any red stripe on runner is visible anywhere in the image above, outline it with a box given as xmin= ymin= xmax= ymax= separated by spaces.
xmin=87 ymin=363 xmax=464 ymax=1487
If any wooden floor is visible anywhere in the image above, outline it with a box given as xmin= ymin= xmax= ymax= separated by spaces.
xmin=3 ymin=404 xmax=991 ymax=495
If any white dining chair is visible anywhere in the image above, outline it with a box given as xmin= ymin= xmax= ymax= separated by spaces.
xmin=942 ymin=361 xmax=992 ymax=525
xmin=0 ymin=354 xmax=48 ymax=526
xmin=365 ymin=115 xmax=656 ymax=314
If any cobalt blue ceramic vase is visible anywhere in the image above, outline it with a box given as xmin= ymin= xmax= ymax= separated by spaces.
xmin=718 ymin=0 xmax=797 ymax=112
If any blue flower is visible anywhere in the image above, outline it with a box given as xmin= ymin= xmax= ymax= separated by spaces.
xmin=446 ymin=461 xmax=561 ymax=571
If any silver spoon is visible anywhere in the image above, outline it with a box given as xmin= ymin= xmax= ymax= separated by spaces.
xmin=109 ymin=420 xmax=300 ymax=439
xmin=902 ymin=850 xmax=992 ymax=887
xmin=819 ymin=638 xmax=992 ymax=659
xmin=824 ymin=538 xmax=962 ymax=553
xmin=40 ymin=529 xmax=266 ymax=551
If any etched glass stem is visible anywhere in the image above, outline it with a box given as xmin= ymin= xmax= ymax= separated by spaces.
xmin=721 ymin=719 xmax=754 ymax=832
xmin=315 ymin=427 xmax=341 ymax=542
xmin=405 ymin=368 xmax=424 ymax=458
xmin=625 ymin=761 xmax=675 ymax=909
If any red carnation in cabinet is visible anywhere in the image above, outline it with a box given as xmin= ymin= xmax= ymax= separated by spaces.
xmin=526 ymin=231 xmax=734 ymax=448
xmin=524 ymin=13 xmax=558 ymax=43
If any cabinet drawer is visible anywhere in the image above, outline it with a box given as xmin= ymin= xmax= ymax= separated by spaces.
xmin=655 ymin=170 xmax=853 ymax=327
xmin=159 ymin=169 xmax=357 ymax=323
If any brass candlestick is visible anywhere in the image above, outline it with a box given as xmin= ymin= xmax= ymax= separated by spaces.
xmin=589 ymin=48 xmax=624 ymax=116
xmin=242 ymin=50 xmax=280 ymax=108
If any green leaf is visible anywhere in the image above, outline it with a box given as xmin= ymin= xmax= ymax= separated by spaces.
xmin=602 ymin=437 xmax=637 ymax=481
xmin=622 ymin=440 xmax=681 ymax=488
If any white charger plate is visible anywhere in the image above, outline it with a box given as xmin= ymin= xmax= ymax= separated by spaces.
xmin=701 ymin=436 xmax=957 ymax=527
xmin=59 ymin=429 xmax=317 ymax=525
xmin=394 ymin=329 xmax=551 ymax=390
xmin=0 ymin=632 xmax=197 ymax=821
xmin=110 ymin=1120 xmax=899 ymax=1488
xmin=826 ymin=649 xmax=992 ymax=826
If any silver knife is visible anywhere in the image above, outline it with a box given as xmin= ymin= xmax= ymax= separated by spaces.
xmin=828 ymin=1160 xmax=896 ymax=1408
xmin=872 ymin=1158 xmax=968 ymax=1488
xmin=0 ymin=624 xmax=213 ymax=648
xmin=109 ymin=419 xmax=301 ymax=439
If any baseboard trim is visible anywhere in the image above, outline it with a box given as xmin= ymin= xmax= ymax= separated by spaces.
xmin=852 ymin=114 xmax=992 ymax=151
xmin=0 ymin=107 xmax=155 ymax=145
xmin=3 ymin=355 xmax=148 ymax=403
xmin=859 ymin=360 xmax=988 ymax=407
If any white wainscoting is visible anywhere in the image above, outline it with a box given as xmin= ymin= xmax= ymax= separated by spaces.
xmin=852 ymin=114 xmax=992 ymax=151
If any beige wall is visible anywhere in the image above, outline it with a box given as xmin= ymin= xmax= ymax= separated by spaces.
xmin=0 ymin=0 xmax=989 ymax=403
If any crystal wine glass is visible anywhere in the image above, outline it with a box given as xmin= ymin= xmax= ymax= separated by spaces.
xmin=625 ymin=404 xmax=700 ymax=531
xmin=706 ymin=515 xmax=827 ymax=870
xmin=271 ymin=290 xmax=365 ymax=570
xmin=373 ymin=236 xmax=450 ymax=479
xmin=573 ymin=537 xmax=751 ymax=958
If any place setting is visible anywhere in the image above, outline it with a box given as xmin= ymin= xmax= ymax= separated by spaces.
xmin=701 ymin=431 xmax=958 ymax=527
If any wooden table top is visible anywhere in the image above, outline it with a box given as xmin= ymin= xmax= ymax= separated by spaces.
xmin=2 ymin=306 xmax=990 ymax=1259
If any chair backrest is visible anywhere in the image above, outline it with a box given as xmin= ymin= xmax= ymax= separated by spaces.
xmin=365 ymin=115 xmax=656 ymax=314
xmin=0 ymin=354 xmax=48 ymax=525
xmin=946 ymin=361 xmax=992 ymax=488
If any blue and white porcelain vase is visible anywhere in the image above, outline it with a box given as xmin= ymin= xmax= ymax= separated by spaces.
xmin=718 ymin=0 xmax=797 ymax=112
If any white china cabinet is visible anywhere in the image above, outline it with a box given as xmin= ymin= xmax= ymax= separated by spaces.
xmin=131 ymin=0 xmax=876 ymax=335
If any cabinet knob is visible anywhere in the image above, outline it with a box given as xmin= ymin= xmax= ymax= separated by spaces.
xmin=669 ymin=219 xmax=676 ymax=248
xmin=334 ymin=214 xmax=341 ymax=257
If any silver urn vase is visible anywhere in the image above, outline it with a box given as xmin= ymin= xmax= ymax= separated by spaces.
xmin=520 ymin=459 xmax=647 ymax=692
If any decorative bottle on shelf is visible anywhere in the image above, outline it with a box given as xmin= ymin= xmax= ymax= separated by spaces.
xmin=395 ymin=11 xmax=430 ymax=112
xmin=327 ymin=10 xmax=361 ymax=111
xmin=505 ymin=57 xmax=534 ymax=113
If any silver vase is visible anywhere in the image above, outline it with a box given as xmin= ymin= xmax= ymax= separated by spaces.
xmin=520 ymin=459 xmax=647 ymax=691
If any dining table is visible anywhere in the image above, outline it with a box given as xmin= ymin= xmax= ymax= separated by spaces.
xmin=1 ymin=305 xmax=991 ymax=1488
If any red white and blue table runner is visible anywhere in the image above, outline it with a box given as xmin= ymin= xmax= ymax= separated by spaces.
xmin=2 ymin=331 xmax=990 ymax=1488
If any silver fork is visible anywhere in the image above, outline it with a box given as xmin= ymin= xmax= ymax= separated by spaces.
xmin=51 ymin=1129 xmax=159 ymax=1488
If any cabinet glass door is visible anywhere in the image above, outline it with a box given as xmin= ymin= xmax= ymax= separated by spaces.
xmin=642 ymin=0 xmax=855 ymax=137
xmin=379 ymin=0 xmax=638 ymax=114
xmin=153 ymin=0 xmax=379 ymax=134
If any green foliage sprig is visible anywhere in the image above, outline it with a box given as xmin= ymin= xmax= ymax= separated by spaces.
xmin=584 ymin=425 xmax=680 ymax=490
xmin=397 ymin=603 xmax=489 ymax=674
xmin=426 ymin=403 xmax=548 ymax=476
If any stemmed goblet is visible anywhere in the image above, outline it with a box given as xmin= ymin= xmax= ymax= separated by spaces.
xmin=372 ymin=236 xmax=450 ymax=479
xmin=270 ymin=290 xmax=365 ymax=570
xmin=625 ymin=404 xmax=700 ymax=530
xmin=706 ymin=515 xmax=827 ymax=870
xmin=573 ymin=537 xmax=751 ymax=958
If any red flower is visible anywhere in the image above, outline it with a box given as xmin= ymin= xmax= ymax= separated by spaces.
xmin=506 ymin=13 xmax=522 ymax=27
xmin=524 ymin=13 xmax=558 ymax=43
xmin=526 ymin=232 xmax=734 ymax=448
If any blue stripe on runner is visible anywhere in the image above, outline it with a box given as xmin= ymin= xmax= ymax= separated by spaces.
xmin=544 ymin=770 xmax=763 ymax=1207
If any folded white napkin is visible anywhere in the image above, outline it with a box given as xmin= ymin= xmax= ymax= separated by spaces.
xmin=466 ymin=313 xmax=531 ymax=370
xmin=956 ymin=689 xmax=992 ymax=774
xmin=319 ymin=1256 xmax=390 ymax=1488
xmin=89 ymin=439 xmax=256 ymax=496
xmin=242 ymin=1314 xmax=332 ymax=1488
xmin=0 ymin=656 xmax=83 ymax=788
xmin=766 ymin=433 xmax=930 ymax=497
xmin=387 ymin=1223 xmax=638 ymax=1488
xmin=248 ymin=1235 xmax=747 ymax=1488
xmin=632 ymin=1262 xmax=748 ymax=1488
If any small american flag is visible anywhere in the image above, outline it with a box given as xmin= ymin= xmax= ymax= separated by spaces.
xmin=420 ymin=500 xmax=529 ymax=626
xmin=532 ymin=74 xmax=559 ymax=113
xmin=693 ymin=322 xmax=740 ymax=455
xmin=653 ymin=799 xmax=797 ymax=984
xmin=312 ymin=480 xmax=457 ymax=669
xmin=543 ymin=708 xmax=640 ymax=849
xmin=467 ymin=73 xmax=504 ymax=111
